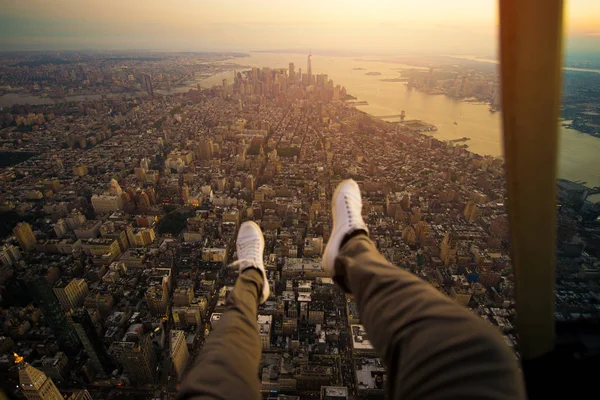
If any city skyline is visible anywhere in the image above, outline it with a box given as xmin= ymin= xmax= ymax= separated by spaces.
xmin=0 ymin=1 xmax=599 ymax=397
xmin=0 ymin=0 xmax=598 ymax=54
xmin=0 ymin=26 xmax=598 ymax=398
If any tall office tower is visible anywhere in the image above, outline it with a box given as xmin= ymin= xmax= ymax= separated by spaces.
xmin=15 ymin=353 xmax=63 ymax=400
xmin=29 ymin=276 xmax=81 ymax=356
xmin=262 ymin=67 xmax=272 ymax=86
xmin=109 ymin=335 xmax=157 ymax=386
xmin=252 ymin=67 xmax=259 ymax=81
xmin=199 ymin=139 xmax=214 ymax=160
xmin=71 ymin=308 xmax=114 ymax=379
xmin=142 ymin=73 xmax=153 ymax=97
xmin=132 ymin=227 xmax=155 ymax=247
xmin=289 ymin=62 xmax=295 ymax=81
xmin=109 ymin=178 xmax=123 ymax=196
xmin=307 ymin=52 xmax=313 ymax=86
xmin=464 ymin=201 xmax=477 ymax=222
xmin=13 ymin=222 xmax=36 ymax=252
xmin=146 ymin=187 xmax=157 ymax=204
xmin=53 ymin=278 xmax=89 ymax=311
xmin=258 ymin=315 xmax=272 ymax=350
xmin=181 ymin=184 xmax=190 ymax=203
xmin=170 ymin=330 xmax=190 ymax=382
xmin=317 ymin=73 xmax=328 ymax=88
xmin=145 ymin=283 xmax=168 ymax=316
xmin=0 ymin=243 xmax=21 ymax=266
xmin=138 ymin=191 xmax=151 ymax=212
xmin=134 ymin=167 xmax=146 ymax=181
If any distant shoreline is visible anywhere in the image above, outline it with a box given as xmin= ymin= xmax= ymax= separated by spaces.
xmin=448 ymin=55 xmax=600 ymax=74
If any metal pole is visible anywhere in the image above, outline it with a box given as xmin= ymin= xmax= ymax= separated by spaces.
xmin=498 ymin=0 xmax=563 ymax=359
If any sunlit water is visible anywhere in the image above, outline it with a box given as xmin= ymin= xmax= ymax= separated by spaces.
xmin=214 ymin=52 xmax=600 ymax=191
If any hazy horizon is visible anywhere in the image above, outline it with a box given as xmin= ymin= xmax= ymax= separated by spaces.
xmin=1 ymin=0 xmax=598 ymax=55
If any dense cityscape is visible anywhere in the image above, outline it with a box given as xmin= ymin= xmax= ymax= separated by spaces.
xmin=0 ymin=50 xmax=598 ymax=400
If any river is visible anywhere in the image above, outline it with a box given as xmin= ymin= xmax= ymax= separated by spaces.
xmin=2 ymin=52 xmax=600 ymax=195
xmin=213 ymin=52 xmax=600 ymax=194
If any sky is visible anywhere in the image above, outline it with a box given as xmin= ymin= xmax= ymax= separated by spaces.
xmin=0 ymin=0 xmax=598 ymax=55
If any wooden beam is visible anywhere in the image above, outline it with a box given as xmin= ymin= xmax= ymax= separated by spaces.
xmin=498 ymin=0 xmax=563 ymax=359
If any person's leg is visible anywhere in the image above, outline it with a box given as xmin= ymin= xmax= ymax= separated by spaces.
xmin=323 ymin=180 xmax=525 ymax=400
xmin=178 ymin=221 xmax=269 ymax=400
xmin=336 ymin=234 xmax=525 ymax=399
xmin=177 ymin=268 xmax=263 ymax=400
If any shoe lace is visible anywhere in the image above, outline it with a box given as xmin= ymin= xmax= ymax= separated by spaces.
xmin=238 ymin=240 xmax=261 ymax=259
xmin=344 ymin=194 xmax=353 ymax=227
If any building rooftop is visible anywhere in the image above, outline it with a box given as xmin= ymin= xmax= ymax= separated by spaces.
xmin=351 ymin=324 xmax=374 ymax=351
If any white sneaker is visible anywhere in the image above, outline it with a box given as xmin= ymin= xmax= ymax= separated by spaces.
xmin=322 ymin=179 xmax=369 ymax=276
xmin=236 ymin=221 xmax=270 ymax=303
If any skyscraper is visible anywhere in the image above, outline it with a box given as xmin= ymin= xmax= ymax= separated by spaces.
xmin=53 ymin=278 xmax=89 ymax=311
xmin=13 ymin=222 xmax=36 ymax=252
xmin=71 ymin=308 xmax=114 ymax=379
xmin=146 ymin=283 xmax=168 ymax=316
xmin=0 ymin=243 xmax=21 ymax=266
xmin=307 ymin=52 xmax=313 ymax=86
xmin=199 ymin=139 xmax=214 ymax=160
xmin=289 ymin=62 xmax=295 ymax=81
xmin=170 ymin=330 xmax=189 ymax=382
xmin=317 ymin=73 xmax=328 ymax=88
xmin=464 ymin=201 xmax=477 ymax=222
xmin=181 ymin=184 xmax=190 ymax=203
xmin=138 ymin=191 xmax=151 ymax=212
xmin=109 ymin=178 xmax=123 ymax=196
xmin=109 ymin=335 xmax=157 ymax=386
xmin=29 ymin=275 xmax=81 ymax=356
xmin=15 ymin=353 xmax=63 ymax=400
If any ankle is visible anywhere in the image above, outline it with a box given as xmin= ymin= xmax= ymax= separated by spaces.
xmin=240 ymin=267 xmax=264 ymax=299
xmin=241 ymin=266 xmax=263 ymax=278
xmin=340 ymin=229 xmax=368 ymax=250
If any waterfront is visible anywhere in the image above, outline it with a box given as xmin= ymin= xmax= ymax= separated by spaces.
xmin=2 ymin=51 xmax=600 ymax=191
xmin=234 ymin=52 xmax=600 ymax=190
xmin=448 ymin=55 xmax=600 ymax=74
